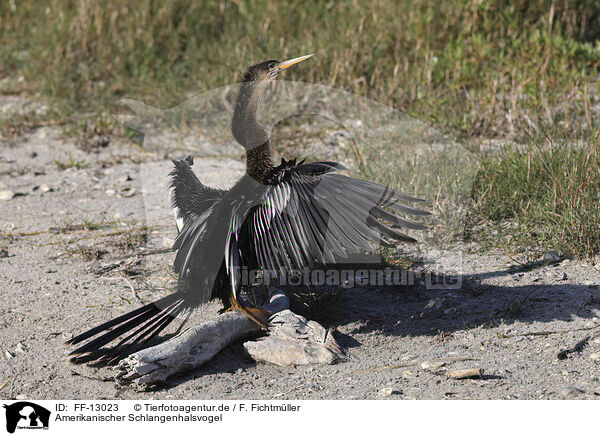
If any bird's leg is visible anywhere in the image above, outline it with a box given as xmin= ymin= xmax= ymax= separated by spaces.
xmin=223 ymin=286 xmax=287 ymax=327
xmin=228 ymin=294 xmax=270 ymax=329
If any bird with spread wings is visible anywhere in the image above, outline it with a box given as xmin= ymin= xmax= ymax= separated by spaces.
xmin=67 ymin=55 xmax=429 ymax=365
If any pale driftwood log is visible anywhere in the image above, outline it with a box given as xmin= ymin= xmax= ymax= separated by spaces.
xmin=115 ymin=311 xmax=260 ymax=385
xmin=244 ymin=310 xmax=347 ymax=366
xmin=114 ymin=306 xmax=346 ymax=386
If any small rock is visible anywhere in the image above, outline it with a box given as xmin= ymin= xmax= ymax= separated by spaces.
xmin=119 ymin=187 xmax=137 ymax=198
xmin=559 ymin=387 xmax=584 ymax=398
xmin=0 ymin=249 xmax=8 ymax=258
xmin=591 ymin=337 xmax=600 ymax=345
xmin=105 ymin=189 xmax=116 ymax=196
xmin=89 ymin=135 xmax=110 ymax=148
xmin=584 ymin=320 xmax=597 ymax=328
xmin=401 ymin=370 xmax=414 ymax=379
xmin=543 ymin=250 xmax=560 ymax=263
xmin=39 ymin=184 xmax=52 ymax=193
xmin=590 ymin=353 xmax=600 ymax=361
xmin=0 ymin=190 xmax=15 ymax=201
xmin=15 ymin=342 xmax=28 ymax=353
xmin=5 ymin=350 xmax=14 ymax=359
xmin=377 ymin=387 xmax=393 ymax=397
xmin=15 ymin=394 xmax=27 ymax=400
xmin=420 ymin=360 xmax=445 ymax=370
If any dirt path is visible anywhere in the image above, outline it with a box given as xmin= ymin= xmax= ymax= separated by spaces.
xmin=1 ymin=100 xmax=600 ymax=399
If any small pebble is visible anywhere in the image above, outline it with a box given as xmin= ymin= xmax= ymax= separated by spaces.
xmin=15 ymin=342 xmax=28 ymax=353
xmin=105 ymin=189 xmax=116 ymax=196
xmin=420 ymin=360 xmax=445 ymax=370
xmin=15 ymin=394 xmax=27 ymax=400
xmin=543 ymin=250 xmax=560 ymax=262
xmin=39 ymin=184 xmax=52 ymax=193
xmin=559 ymin=386 xmax=584 ymax=398
xmin=89 ymin=135 xmax=110 ymax=148
xmin=0 ymin=190 xmax=15 ymax=201
xmin=401 ymin=370 xmax=414 ymax=379
xmin=119 ymin=187 xmax=137 ymax=198
xmin=377 ymin=387 xmax=393 ymax=397
xmin=590 ymin=353 xmax=600 ymax=361
xmin=591 ymin=337 xmax=600 ymax=345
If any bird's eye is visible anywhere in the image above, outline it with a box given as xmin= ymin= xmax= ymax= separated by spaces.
xmin=268 ymin=62 xmax=277 ymax=70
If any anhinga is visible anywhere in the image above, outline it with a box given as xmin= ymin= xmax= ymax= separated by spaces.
xmin=67 ymin=55 xmax=429 ymax=364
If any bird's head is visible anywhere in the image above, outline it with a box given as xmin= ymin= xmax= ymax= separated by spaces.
xmin=233 ymin=54 xmax=313 ymax=151
xmin=241 ymin=54 xmax=314 ymax=83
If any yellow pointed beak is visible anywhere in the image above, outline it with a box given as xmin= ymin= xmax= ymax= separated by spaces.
xmin=275 ymin=54 xmax=314 ymax=72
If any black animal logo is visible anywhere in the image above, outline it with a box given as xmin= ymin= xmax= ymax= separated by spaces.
xmin=3 ymin=402 xmax=50 ymax=433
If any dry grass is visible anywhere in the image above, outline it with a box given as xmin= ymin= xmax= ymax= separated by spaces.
xmin=1 ymin=0 xmax=598 ymax=139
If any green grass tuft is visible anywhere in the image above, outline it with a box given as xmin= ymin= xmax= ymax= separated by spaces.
xmin=469 ymin=128 xmax=600 ymax=257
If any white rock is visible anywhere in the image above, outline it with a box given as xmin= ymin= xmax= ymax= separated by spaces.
xmin=420 ymin=360 xmax=445 ymax=370
xmin=0 ymin=190 xmax=15 ymax=201
xmin=590 ymin=353 xmax=600 ymax=361
xmin=377 ymin=387 xmax=393 ymax=397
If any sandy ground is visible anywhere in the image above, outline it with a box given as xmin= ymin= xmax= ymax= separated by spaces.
xmin=1 ymin=97 xmax=600 ymax=400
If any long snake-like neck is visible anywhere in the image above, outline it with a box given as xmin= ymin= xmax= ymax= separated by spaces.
xmin=232 ymin=79 xmax=274 ymax=182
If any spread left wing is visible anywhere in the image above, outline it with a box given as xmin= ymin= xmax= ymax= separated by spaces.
xmin=230 ymin=159 xmax=429 ymax=293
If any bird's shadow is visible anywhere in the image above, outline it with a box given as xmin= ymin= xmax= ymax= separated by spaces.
xmin=331 ymin=267 xmax=599 ymax=340
xmin=125 ymin=261 xmax=599 ymax=390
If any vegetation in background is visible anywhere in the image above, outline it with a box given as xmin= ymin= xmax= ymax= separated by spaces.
xmin=469 ymin=129 xmax=600 ymax=257
xmin=1 ymin=0 xmax=598 ymax=138
xmin=1 ymin=0 xmax=599 ymax=256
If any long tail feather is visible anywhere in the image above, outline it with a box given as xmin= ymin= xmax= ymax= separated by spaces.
xmin=67 ymin=292 xmax=186 ymax=364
